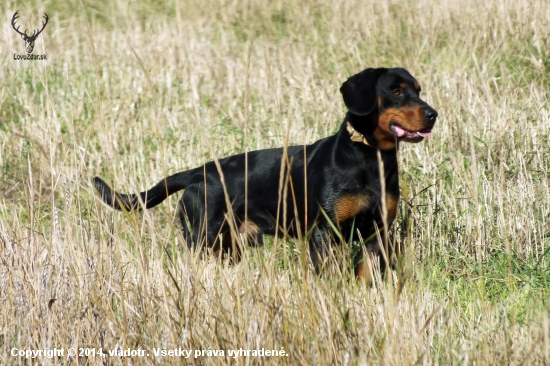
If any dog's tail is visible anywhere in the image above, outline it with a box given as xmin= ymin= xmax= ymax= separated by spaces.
xmin=92 ymin=170 xmax=196 ymax=211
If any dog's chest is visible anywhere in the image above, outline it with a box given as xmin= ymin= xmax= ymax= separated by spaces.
xmin=334 ymin=193 xmax=371 ymax=222
xmin=328 ymin=153 xmax=400 ymax=224
xmin=333 ymin=191 xmax=399 ymax=223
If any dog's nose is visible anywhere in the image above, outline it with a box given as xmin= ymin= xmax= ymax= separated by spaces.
xmin=424 ymin=108 xmax=438 ymax=123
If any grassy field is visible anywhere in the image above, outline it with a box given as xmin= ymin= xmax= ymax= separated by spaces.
xmin=1 ymin=0 xmax=549 ymax=364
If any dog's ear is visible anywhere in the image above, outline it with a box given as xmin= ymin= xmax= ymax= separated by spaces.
xmin=340 ymin=68 xmax=387 ymax=116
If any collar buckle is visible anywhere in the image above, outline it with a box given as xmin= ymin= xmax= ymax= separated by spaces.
xmin=346 ymin=122 xmax=371 ymax=147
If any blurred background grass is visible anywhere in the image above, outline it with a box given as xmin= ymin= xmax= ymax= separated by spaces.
xmin=0 ymin=0 xmax=549 ymax=364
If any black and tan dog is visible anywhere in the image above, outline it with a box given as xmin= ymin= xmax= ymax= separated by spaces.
xmin=93 ymin=67 xmax=437 ymax=281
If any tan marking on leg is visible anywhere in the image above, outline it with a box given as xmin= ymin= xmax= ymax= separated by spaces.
xmin=385 ymin=195 xmax=399 ymax=224
xmin=239 ymin=220 xmax=260 ymax=235
xmin=356 ymin=255 xmax=372 ymax=285
xmin=239 ymin=219 xmax=262 ymax=247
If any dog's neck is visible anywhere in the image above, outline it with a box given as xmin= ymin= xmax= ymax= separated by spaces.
xmin=344 ymin=113 xmax=398 ymax=151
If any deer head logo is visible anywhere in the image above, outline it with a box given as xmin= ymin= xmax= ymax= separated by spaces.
xmin=11 ymin=11 xmax=49 ymax=54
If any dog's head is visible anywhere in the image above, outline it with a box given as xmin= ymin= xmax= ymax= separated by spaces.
xmin=340 ymin=68 xmax=438 ymax=150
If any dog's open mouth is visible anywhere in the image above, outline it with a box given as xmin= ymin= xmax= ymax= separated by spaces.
xmin=390 ymin=122 xmax=433 ymax=141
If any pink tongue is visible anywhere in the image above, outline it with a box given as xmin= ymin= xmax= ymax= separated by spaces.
xmin=393 ymin=125 xmax=416 ymax=138
xmin=394 ymin=125 xmax=432 ymax=138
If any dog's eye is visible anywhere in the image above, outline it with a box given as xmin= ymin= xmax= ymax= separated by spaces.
xmin=391 ymin=89 xmax=402 ymax=96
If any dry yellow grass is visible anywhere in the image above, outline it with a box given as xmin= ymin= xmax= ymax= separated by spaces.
xmin=0 ymin=0 xmax=549 ymax=364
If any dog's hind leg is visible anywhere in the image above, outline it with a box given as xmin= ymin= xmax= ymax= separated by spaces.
xmin=178 ymin=184 xmax=231 ymax=255
xmin=238 ymin=219 xmax=264 ymax=247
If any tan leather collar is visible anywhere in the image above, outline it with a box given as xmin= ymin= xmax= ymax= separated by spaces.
xmin=346 ymin=122 xmax=372 ymax=147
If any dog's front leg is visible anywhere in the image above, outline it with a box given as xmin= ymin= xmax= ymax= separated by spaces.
xmin=354 ymin=234 xmax=388 ymax=285
xmin=309 ymin=226 xmax=333 ymax=274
